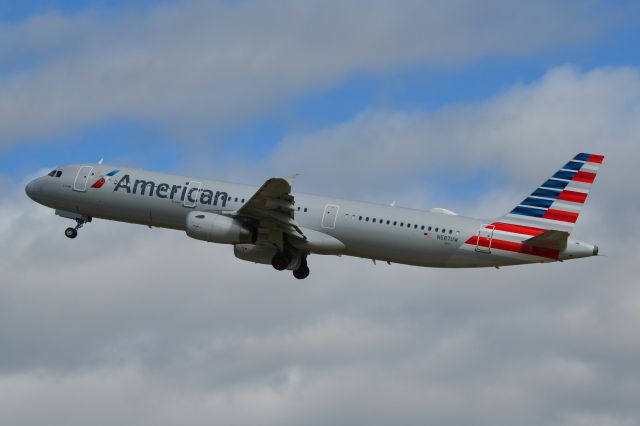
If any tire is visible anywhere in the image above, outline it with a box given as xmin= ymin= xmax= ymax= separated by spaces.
xmin=293 ymin=264 xmax=310 ymax=280
xmin=271 ymin=252 xmax=290 ymax=271
xmin=65 ymin=228 xmax=78 ymax=239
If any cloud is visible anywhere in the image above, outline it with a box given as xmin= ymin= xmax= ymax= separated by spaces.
xmin=0 ymin=0 xmax=610 ymax=145
xmin=269 ymin=66 xmax=640 ymax=222
xmin=2 ymin=64 xmax=640 ymax=425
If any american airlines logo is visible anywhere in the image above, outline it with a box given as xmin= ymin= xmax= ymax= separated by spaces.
xmin=113 ymin=174 xmax=230 ymax=207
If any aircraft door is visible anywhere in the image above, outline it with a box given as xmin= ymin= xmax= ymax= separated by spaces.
xmin=321 ymin=204 xmax=340 ymax=229
xmin=475 ymin=224 xmax=495 ymax=253
xmin=73 ymin=166 xmax=94 ymax=192
xmin=183 ymin=181 xmax=202 ymax=208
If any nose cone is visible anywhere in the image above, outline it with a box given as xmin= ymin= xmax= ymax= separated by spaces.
xmin=25 ymin=179 xmax=41 ymax=202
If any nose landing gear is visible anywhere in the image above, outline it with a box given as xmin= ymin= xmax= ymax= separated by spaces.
xmin=64 ymin=216 xmax=91 ymax=239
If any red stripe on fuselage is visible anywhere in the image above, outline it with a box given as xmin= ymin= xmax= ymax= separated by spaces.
xmin=557 ymin=190 xmax=588 ymax=204
xmin=489 ymin=222 xmax=547 ymax=236
xmin=466 ymin=236 xmax=560 ymax=260
xmin=573 ymin=171 xmax=596 ymax=183
xmin=543 ymin=209 xmax=579 ymax=223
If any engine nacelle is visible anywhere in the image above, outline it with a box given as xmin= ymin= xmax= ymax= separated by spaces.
xmin=234 ymin=244 xmax=278 ymax=265
xmin=186 ymin=212 xmax=254 ymax=244
xmin=234 ymin=244 xmax=303 ymax=270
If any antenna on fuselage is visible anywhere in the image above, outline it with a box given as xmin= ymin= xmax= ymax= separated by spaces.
xmin=98 ymin=158 xmax=104 ymax=165
xmin=390 ymin=200 xmax=396 ymax=207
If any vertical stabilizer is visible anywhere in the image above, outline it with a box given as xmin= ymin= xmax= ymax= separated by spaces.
xmin=501 ymin=153 xmax=604 ymax=233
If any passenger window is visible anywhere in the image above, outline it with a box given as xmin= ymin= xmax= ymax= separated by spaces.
xmin=400 ymin=222 xmax=404 ymax=227
xmin=449 ymin=230 xmax=453 ymax=234
xmin=366 ymin=217 xmax=370 ymax=222
xmin=421 ymin=225 xmax=425 ymax=230
xmin=304 ymin=208 xmax=308 ymax=212
xmin=372 ymin=218 xmax=376 ymax=223
xmin=414 ymin=224 xmax=418 ymax=229
xmin=242 ymin=199 xmax=245 ymax=203
xmin=428 ymin=226 xmax=432 ymax=231
xmin=442 ymin=229 xmax=446 ymax=233
xmin=435 ymin=228 xmax=439 ymax=232
xmin=297 ymin=207 xmax=301 ymax=211
xmin=386 ymin=220 xmax=390 ymax=225
xmin=234 ymin=197 xmax=238 ymax=202
xmin=393 ymin=221 xmax=397 ymax=226
xmin=359 ymin=216 xmax=363 ymax=221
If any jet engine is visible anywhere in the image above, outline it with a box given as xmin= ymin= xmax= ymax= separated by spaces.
xmin=234 ymin=244 xmax=278 ymax=265
xmin=234 ymin=244 xmax=304 ymax=270
xmin=186 ymin=212 xmax=254 ymax=244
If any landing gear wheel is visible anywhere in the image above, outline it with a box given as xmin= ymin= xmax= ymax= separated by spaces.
xmin=65 ymin=227 xmax=78 ymax=239
xmin=293 ymin=264 xmax=310 ymax=280
xmin=271 ymin=252 xmax=291 ymax=271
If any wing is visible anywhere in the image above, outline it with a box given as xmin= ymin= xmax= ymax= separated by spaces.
xmin=237 ymin=178 xmax=305 ymax=249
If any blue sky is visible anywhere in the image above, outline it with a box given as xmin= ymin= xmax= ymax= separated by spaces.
xmin=1 ymin=0 xmax=639 ymax=197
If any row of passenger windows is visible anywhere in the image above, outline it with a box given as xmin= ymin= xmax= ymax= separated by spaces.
xmin=224 ymin=196 xmax=310 ymax=213
xmin=226 ymin=195 xmax=246 ymax=204
xmin=224 ymin=195 xmax=311 ymax=214
xmin=345 ymin=213 xmax=458 ymax=235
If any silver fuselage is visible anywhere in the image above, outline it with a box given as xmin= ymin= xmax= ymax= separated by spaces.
xmin=26 ymin=163 xmax=597 ymax=269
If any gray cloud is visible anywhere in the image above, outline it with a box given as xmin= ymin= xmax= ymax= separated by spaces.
xmin=0 ymin=0 xmax=610 ymax=145
xmin=2 ymin=63 xmax=640 ymax=425
xmin=269 ymin=66 xmax=640 ymax=221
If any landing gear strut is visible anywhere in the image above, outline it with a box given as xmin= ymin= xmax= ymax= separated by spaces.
xmin=65 ymin=217 xmax=91 ymax=239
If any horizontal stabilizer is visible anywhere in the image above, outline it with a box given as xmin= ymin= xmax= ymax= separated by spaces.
xmin=523 ymin=230 xmax=569 ymax=249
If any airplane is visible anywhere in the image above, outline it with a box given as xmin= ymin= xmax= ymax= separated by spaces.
xmin=25 ymin=153 xmax=604 ymax=279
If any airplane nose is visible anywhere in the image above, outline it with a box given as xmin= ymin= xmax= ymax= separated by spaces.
xmin=25 ymin=179 xmax=39 ymax=201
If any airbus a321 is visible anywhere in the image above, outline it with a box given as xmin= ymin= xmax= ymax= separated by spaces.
xmin=26 ymin=153 xmax=604 ymax=279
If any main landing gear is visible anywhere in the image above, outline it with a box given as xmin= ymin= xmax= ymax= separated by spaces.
xmin=271 ymin=251 xmax=311 ymax=280
xmin=293 ymin=258 xmax=310 ymax=280
xmin=65 ymin=216 xmax=91 ymax=239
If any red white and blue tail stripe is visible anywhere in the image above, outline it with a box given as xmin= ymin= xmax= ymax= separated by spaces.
xmin=502 ymin=153 xmax=604 ymax=233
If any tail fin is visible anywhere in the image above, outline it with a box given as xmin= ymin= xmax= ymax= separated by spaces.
xmin=502 ymin=153 xmax=604 ymax=234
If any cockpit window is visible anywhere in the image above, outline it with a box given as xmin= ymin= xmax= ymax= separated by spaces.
xmin=48 ymin=170 xmax=57 ymax=177
xmin=56 ymin=171 xmax=62 ymax=177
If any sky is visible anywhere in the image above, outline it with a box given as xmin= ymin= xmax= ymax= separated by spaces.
xmin=1 ymin=1 xmax=640 ymax=425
